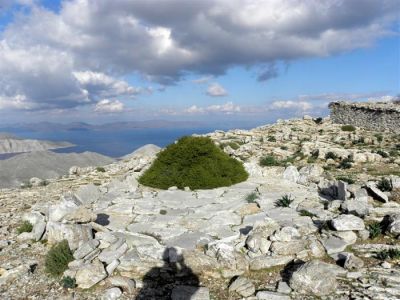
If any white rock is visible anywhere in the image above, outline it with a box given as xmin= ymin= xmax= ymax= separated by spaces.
xmin=75 ymin=259 xmax=107 ymax=289
xmin=101 ymin=287 xmax=122 ymax=300
xmin=331 ymin=215 xmax=365 ymax=231
xmin=283 ymin=166 xmax=299 ymax=183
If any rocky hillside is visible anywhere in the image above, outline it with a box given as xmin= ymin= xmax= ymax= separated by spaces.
xmin=0 ymin=117 xmax=400 ymax=300
xmin=0 ymin=151 xmax=115 ymax=188
xmin=0 ymin=134 xmax=74 ymax=154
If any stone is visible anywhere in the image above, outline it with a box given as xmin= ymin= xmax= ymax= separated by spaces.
xmin=322 ymin=236 xmax=348 ymax=254
xmin=246 ymin=233 xmax=271 ymax=254
xmin=73 ymin=239 xmax=100 ymax=259
xmin=75 ymin=259 xmax=107 ymax=289
xmin=283 ymin=166 xmax=299 ymax=183
xmin=289 ymin=260 xmax=340 ymax=296
xmin=298 ymin=165 xmax=324 ymax=184
xmin=101 ymin=287 xmax=122 ymax=300
xmin=107 ymin=276 xmax=136 ymax=293
xmin=48 ymin=198 xmax=80 ymax=222
xmin=367 ymin=183 xmax=389 ymax=203
xmin=99 ymin=242 xmax=129 ymax=265
xmin=249 ymin=256 xmax=293 ymax=271
xmin=0 ymin=264 xmax=31 ymax=286
xmin=277 ymin=281 xmax=292 ymax=294
xmin=22 ymin=211 xmax=46 ymax=241
xmin=228 ymin=276 xmax=256 ymax=297
xmin=171 ymin=286 xmax=210 ymax=300
xmin=46 ymin=222 xmax=93 ymax=250
xmin=342 ymin=253 xmax=364 ymax=270
xmin=354 ymin=188 xmax=369 ymax=202
xmin=341 ymin=199 xmax=369 ymax=217
xmin=75 ymin=183 xmax=101 ymax=204
xmin=270 ymin=226 xmax=300 ymax=242
xmin=388 ymin=214 xmax=400 ymax=235
xmin=381 ymin=261 xmax=392 ymax=269
xmin=337 ymin=180 xmax=347 ymax=201
xmin=331 ymin=215 xmax=365 ymax=231
xmin=63 ymin=207 xmax=97 ymax=224
xmin=256 ymin=291 xmax=290 ymax=300
xmin=270 ymin=240 xmax=307 ymax=256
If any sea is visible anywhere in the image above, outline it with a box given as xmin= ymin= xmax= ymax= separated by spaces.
xmin=0 ymin=125 xmax=254 ymax=158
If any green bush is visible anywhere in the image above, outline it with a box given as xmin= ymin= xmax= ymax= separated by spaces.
xmin=325 ymin=151 xmax=337 ymax=160
xmin=377 ymin=150 xmax=389 ymax=158
xmin=375 ymin=249 xmax=400 ymax=260
xmin=377 ymin=178 xmax=393 ymax=192
xmin=260 ymin=155 xmax=281 ymax=166
xmin=61 ymin=276 xmax=76 ymax=289
xmin=275 ymin=194 xmax=294 ymax=207
xmin=138 ymin=136 xmax=248 ymax=190
xmin=267 ymin=136 xmax=276 ymax=142
xmin=45 ymin=240 xmax=74 ymax=277
xmin=96 ymin=166 xmax=106 ymax=172
xmin=341 ymin=125 xmax=356 ymax=132
xmin=17 ymin=221 xmax=33 ymax=234
xmin=245 ymin=192 xmax=259 ymax=203
xmin=339 ymin=157 xmax=353 ymax=169
xmin=368 ymin=222 xmax=383 ymax=239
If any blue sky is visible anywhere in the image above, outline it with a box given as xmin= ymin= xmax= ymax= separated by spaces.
xmin=0 ymin=0 xmax=398 ymax=125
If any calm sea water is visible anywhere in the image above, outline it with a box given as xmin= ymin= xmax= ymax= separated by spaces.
xmin=2 ymin=126 xmax=243 ymax=158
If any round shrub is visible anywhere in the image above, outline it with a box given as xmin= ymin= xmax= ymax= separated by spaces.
xmin=45 ymin=240 xmax=74 ymax=277
xmin=139 ymin=136 xmax=248 ymax=190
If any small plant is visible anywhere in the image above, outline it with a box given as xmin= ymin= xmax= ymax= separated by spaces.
xmin=260 ymin=155 xmax=280 ymax=166
xmin=368 ymin=222 xmax=383 ymax=239
xmin=275 ymin=194 xmax=294 ymax=208
xmin=17 ymin=221 xmax=33 ymax=234
xmin=375 ymin=134 xmax=383 ymax=143
xmin=96 ymin=167 xmax=106 ymax=172
xmin=299 ymin=210 xmax=317 ymax=218
xmin=375 ymin=249 xmax=400 ymax=260
xmin=280 ymin=146 xmax=288 ymax=150
xmin=267 ymin=136 xmax=277 ymax=142
xmin=325 ymin=152 xmax=337 ymax=160
xmin=377 ymin=150 xmax=389 ymax=158
xmin=336 ymin=176 xmax=355 ymax=184
xmin=341 ymin=125 xmax=356 ymax=132
xmin=61 ymin=276 xmax=76 ymax=289
xmin=159 ymin=209 xmax=167 ymax=215
xmin=311 ymin=149 xmax=319 ymax=159
xmin=339 ymin=157 xmax=353 ymax=169
xmin=313 ymin=117 xmax=323 ymax=124
xmin=245 ymin=192 xmax=259 ymax=203
xmin=377 ymin=178 xmax=393 ymax=192
xmin=45 ymin=240 xmax=74 ymax=277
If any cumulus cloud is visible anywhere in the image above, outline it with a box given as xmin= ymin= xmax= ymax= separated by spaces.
xmin=206 ymin=83 xmax=228 ymax=97
xmin=270 ymin=100 xmax=313 ymax=111
xmin=94 ymin=99 xmax=125 ymax=113
xmin=0 ymin=0 xmax=398 ymax=111
xmin=185 ymin=102 xmax=241 ymax=114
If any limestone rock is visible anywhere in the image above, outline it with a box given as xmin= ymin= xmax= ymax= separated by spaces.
xmin=75 ymin=259 xmax=107 ymax=289
xmin=331 ymin=215 xmax=365 ymax=231
xmin=256 ymin=291 xmax=290 ymax=300
xmin=367 ymin=183 xmax=389 ymax=203
xmin=283 ymin=166 xmax=299 ymax=183
xmin=63 ymin=206 xmax=97 ymax=224
xmin=101 ymin=287 xmax=122 ymax=300
xmin=289 ymin=260 xmax=339 ymax=296
xmin=228 ymin=276 xmax=255 ymax=297
xmin=46 ymin=221 xmax=93 ymax=250
xmin=107 ymin=276 xmax=136 ymax=293
xmin=249 ymin=256 xmax=293 ymax=271
xmin=388 ymin=214 xmax=400 ymax=236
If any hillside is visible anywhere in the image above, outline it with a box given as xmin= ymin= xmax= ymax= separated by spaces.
xmin=0 ymin=135 xmax=74 ymax=154
xmin=0 ymin=116 xmax=399 ymax=299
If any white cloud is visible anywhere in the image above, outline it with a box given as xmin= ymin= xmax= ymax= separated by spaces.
xmin=270 ymin=100 xmax=313 ymax=111
xmin=0 ymin=0 xmax=398 ymax=111
xmin=94 ymin=99 xmax=125 ymax=113
xmin=185 ymin=101 xmax=241 ymax=114
xmin=206 ymin=83 xmax=228 ymax=97
xmin=192 ymin=76 xmax=213 ymax=84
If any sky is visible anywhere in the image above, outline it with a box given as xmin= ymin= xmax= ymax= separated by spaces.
xmin=0 ymin=0 xmax=398 ymax=126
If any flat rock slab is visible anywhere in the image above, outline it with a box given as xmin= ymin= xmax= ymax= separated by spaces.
xmin=171 ymin=286 xmax=210 ymax=300
xmin=249 ymin=255 xmax=293 ymax=271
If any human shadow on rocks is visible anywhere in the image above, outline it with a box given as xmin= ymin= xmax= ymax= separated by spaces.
xmin=135 ymin=247 xmax=200 ymax=300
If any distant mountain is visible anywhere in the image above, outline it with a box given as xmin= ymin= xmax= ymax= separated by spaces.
xmin=0 ymin=151 xmax=115 ymax=188
xmin=0 ymin=120 xmax=205 ymax=132
xmin=0 ymin=135 xmax=74 ymax=154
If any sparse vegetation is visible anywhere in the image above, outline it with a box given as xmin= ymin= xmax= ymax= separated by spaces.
xmin=325 ymin=151 xmax=337 ymax=160
xmin=96 ymin=166 xmax=106 ymax=172
xmin=377 ymin=150 xmax=389 ymax=158
xmin=339 ymin=157 xmax=353 ymax=169
xmin=267 ymin=136 xmax=277 ymax=142
xmin=159 ymin=209 xmax=167 ymax=215
xmin=245 ymin=192 xmax=259 ymax=203
xmin=375 ymin=249 xmax=400 ymax=260
xmin=61 ymin=276 xmax=76 ymax=289
xmin=259 ymin=155 xmax=281 ymax=166
xmin=375 ymin=134 xmax=383 ymax=143
xmin=139 ymin=136 xmax=248 ymax=190
xmin=377 ymin=177 xmax=393 ymax=192
xmin=45 ymin=240 xmax=74 ymax=277
xmin=17 ymin=221 xmax=33 ymax=234
xmin=299 ymin=210 xmax=317 ymax=218
xmin=341 ymin=125 xmax=356 ymax=132
xmin=336 ymin=176 xmax=355 ymax=184
xmin=275 ymin=194 xmax=294 ymax=207
xmin=220 ymin=142 xmax=240 ymax=150
xmin=368 ymin=222 xmax=383 ymax=239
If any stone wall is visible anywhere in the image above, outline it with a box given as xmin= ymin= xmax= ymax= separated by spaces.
xmin=329 ymin=101 xmax=400 ymax=133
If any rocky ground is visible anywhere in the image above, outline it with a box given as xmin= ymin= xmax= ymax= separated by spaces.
xmin=0 ymin=117 xmax=400 ymax=300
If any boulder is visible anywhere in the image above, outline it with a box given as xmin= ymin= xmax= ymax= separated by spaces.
xmin=101 ymin=287 xmax=122 ymax=300
xmin=289 ymin=260 xmax=340 ymax=296
xmin=256 ymin=291 xmax=290 ymax=300
xmin=107 ymin=276 xmax=136 ymax=293
xmin=48 ymin=198 xmax=81 ymax=222
xmin=249 ymin=256 xmax=293 ymax=271
xmin=46 ymin=221 xmax=93 ymax=250
xmin=63 ymin=206 xmax=97 ymax=224
xmin=75 ymin=183 xmax=101 ymax=204
xmin=228 ymin=276 xmax=255 ymax=297
xmin=331 ymin=215 xmax=365 ymax=231
xmin=75 ymin=259 xmax=107 ymax=289
xmin=367 ymin=183 xmax=389 ymax=203
xmin=283 ymin=166 xmax=299 ymax=183
xmin=341 ymin=200 xmax=369 ymax=217
xmin=388 ymin=214 xmax=400 ymax=236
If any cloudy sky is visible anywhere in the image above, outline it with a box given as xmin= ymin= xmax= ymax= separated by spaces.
xmin=0 ymin=0 xmax=398 ymax=125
